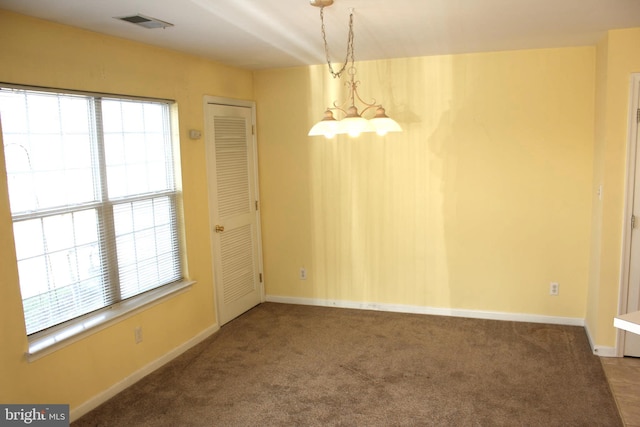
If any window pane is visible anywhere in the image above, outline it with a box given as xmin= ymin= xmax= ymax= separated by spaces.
xmin=17 ymin=256 xmax=49 ymax=299
xmin=148 ymin=162 xmax=169 ymax=192
xmin=0 ymin=93 xmax=28 ymax=133
xmin=144 ymin=103 xmax=164 ymax=130
xmin=14 ymin=210 xmax=107 ymax=334
xmin=104 ymin=133 xmax=125 ymax=167
xmin=31 ymin=134 xmax=64 ymax=171
xmin=114 ymin=196 xmax=180 ymax=299
xmin=48 ymin=250 xmax=77 ymax=288
xmin=74 ymin=209 xmax=99 ymax=245
xmin=27 ymin=93 xmax=61 ymax=134
xmin=102 ymin=98 xmax=174 ymax=198
xmin=22 ymin=276 xmax=107 ymax=336
xmin=43 ymin=214 xmax=75 ymax=252
xmin=60 ymin=96 xmax=91 ymax=133
xmin=13 ymin=219 xmax=45 ymax=260
xmin=64 ymin=135 xmax=94 ymax=169
xmin=0 ymin=89 xmax=98 ymax=213
xmin=121 ymin=101 xmax=145 ymax=133
xmin=3 ymin=134 xmax=31 ymax=173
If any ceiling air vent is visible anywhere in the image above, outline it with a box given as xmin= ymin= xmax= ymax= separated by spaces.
xmin=116 ymin=14 xmax=174 ymax=29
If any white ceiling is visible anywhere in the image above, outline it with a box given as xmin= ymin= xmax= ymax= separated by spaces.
xmin=2 ymin=0 xmax=640 ymax=70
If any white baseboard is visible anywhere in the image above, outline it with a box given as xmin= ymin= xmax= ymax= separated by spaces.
xmin=70 ymin=323 xmax=219 ymax=422
xmin=265 ymin=295 xmax=585 ymax=326
xmin=584 ymin=321 xmax=618 ymax=357
xmin=591 ymin=346 xmax=618 ymax=357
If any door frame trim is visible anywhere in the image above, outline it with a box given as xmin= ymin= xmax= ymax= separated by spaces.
xmin=617 ymin=73 xmax=640 ymax=356
xmin=202 ymin=96 xmax=265 ymax=327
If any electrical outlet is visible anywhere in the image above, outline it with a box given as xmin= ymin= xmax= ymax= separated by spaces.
xmin=134 ymin=326 xmax=143 ymax=344
xmin=299 ymin=267 xmax=307 ymax=280
xmin=549 ymin=282 xmax=559 ymax=296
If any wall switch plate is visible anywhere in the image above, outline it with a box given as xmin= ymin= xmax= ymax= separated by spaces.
xmin=550 ymin=282 xmax=559 ymax=296
xmin=134 ymin=326 xmax=143 ymax=344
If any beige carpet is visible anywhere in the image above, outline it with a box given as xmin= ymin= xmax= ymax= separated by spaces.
xmin=73 ymin=303 xmax=622 ymax=426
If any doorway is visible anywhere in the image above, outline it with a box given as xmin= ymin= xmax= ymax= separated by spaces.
xmin=204 ymin=97 xmax=264 ymax=326
xmin=620 ymin=73 xmax=640 ymax=357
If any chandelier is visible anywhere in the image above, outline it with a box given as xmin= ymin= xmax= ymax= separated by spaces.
xmin=308 ymin=0 xmax=402 ymax=138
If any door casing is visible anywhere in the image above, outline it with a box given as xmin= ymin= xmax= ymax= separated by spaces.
xmin=617 ymin=73 xmax=640 ymax=356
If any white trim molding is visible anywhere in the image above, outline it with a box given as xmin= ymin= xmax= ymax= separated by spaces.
xmin=265 ymin=295 xmax=585 ymax=326
xmin=616 ymin=72 xmax=640 ymax=357
xmin=584 ymin=320 xmax=617 ymax=357
xmin=70 ymin=323 xmax=219 ymax=422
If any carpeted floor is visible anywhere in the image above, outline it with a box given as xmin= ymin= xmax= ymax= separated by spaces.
xmin=73 ymin=303 xmax=622 ymax=426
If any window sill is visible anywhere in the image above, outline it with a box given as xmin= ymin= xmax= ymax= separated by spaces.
xmin=26 ymin=280 xmax=195 ymax=362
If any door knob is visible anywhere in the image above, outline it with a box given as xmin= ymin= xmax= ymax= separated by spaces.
xmin=215 ymin=225 xmax=225 ymax=233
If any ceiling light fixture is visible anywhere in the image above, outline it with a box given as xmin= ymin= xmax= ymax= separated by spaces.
xmin=308 ymin=0 xmax=402 ymax=138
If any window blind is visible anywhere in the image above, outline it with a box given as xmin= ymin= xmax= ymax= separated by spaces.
xmin=0 ymin=87 xmax=182 ymax=335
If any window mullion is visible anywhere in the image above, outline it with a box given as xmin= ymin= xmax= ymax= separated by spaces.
xmin=93 ymin=98 xmax=121 ymax=304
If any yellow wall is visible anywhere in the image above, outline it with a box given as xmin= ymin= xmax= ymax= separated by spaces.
xmin=587 ymin=28 xmax=640 ymax=347
xmin=0 ymin=10 xmax=252 ymax=409
xmin=255 ymin=47 xmax=596 ymax=317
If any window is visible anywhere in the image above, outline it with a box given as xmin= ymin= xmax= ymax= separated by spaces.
xmin=0 ymin=87 xmax=183 ymax=338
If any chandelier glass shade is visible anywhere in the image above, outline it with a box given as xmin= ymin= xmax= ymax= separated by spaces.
xmin=308 ymin=3 xmax=402 ymax=138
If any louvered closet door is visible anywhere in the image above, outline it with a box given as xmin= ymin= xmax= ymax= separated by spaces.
xmin=205 ymin=102 xmax=263 ymax=326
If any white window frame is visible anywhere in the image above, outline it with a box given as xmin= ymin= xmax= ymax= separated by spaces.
xmin=0 ymin=84 xmax=194 ymax=360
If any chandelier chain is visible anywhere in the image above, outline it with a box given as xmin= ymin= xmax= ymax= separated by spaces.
xmin=320 ymin=6 xmax=355 ymax=79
